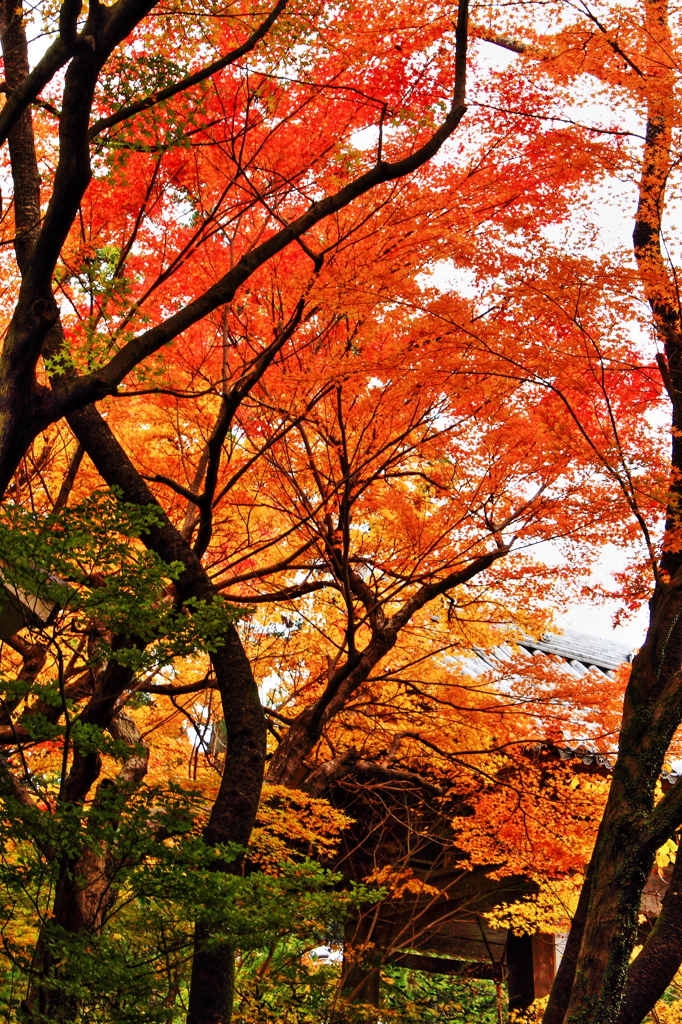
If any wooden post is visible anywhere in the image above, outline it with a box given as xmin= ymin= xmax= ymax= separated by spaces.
xmin=532 ymin=933 xmax=557 ymax=998
xmin=507 ymin=931 xmax=535 ymax=1014
xmin=506 ymin=931 xmax=558 ymax=1015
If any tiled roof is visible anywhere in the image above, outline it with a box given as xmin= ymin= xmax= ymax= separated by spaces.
xmin=526 ymin=741 xmax=615 ymax=771
xmin=455 ymin=628 xmax=643 ymax=771
xmin=452 ymin=627 xmax=634 ymax=681
xmin=517 ymin=627 xmax=633 ymax=673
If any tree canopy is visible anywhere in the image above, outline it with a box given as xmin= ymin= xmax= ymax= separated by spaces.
xmin=2 ymin=0 xmax=682 ymax=1021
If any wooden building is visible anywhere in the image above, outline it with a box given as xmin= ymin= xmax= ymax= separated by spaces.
xmin=328 ymin=629 xmax=640 ymax=1018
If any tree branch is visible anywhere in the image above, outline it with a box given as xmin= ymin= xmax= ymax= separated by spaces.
xmin=68 ymin=0 xmax=469 ymax=397
xmin=88 ymin=0 xmax=291 ymax=140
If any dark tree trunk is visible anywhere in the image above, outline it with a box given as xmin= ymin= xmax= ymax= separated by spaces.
xmin=543 ymin=3 xmax=682 ymax=1019
xmin=68 ymin=404 xmax=267 ymax=1024
xmin=25 ymin=662 xmax=141 ymax=1021
xmin=334 ymin=913 xmax=382 ymax=1020
xmin=186 ymin=923 xmax=237 ymax=1024
xmin=615 ymin=851 xmax=682 ymax=1024
xmin=186 ymin=636 xmax=267 ymax=1024
xmin=545 ymin=577 xmax=682 ymax=1024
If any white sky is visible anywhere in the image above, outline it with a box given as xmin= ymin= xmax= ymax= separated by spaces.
xmin=556 ymin=553 xmax=649 ymax=651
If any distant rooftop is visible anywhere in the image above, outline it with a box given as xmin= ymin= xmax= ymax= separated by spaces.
xmin=453 ymin=626 xmax=634 ymax=682
xmin=518 ymin=627 xmax=634 ymax=674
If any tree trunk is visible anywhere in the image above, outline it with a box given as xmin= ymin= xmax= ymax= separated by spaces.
xmin=545 ymin=578 xmax=682 ymax=1024
xmin=541 ymin=859 xmax=594 ymax=1024
xmin=186 ymin=636 xmax=267 ymax=1024
xmin=615 ymin=850 xmax=682 ymax=1024
xmin=68 ymin=404 xmax=267 ymax=1024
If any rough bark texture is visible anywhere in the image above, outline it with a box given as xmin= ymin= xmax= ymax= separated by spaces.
xmin=553 ymin=584 xmax=682 ymax=1023
xmin=26 ymin=664 xmax=149 ymax=1022
xmin=615 ymin=851 xmax=682 ymax=1024
xmin=0 ymin=0 xmax=41 ymax=272
xmin=186 ymin=633 xmax=267 ymax=1024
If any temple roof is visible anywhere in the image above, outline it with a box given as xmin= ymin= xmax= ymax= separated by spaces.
xmin=517 ymin=627 xmax=634 ymax=673
xmin=453 ymin=626 xmax=635 ymax=682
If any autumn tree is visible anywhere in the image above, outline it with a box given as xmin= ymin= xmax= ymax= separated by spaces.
xmin=0 ymin=0 xmax=480 ymax=1018
xmin=4 ymin=0 xmax=682 ymax=1022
